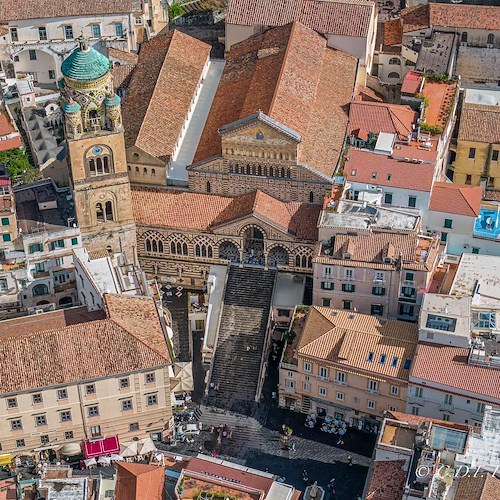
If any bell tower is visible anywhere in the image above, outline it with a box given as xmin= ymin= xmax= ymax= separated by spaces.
xmin=61 ymin=37 xmax=136 ymax=260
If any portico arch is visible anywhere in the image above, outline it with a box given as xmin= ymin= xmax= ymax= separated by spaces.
xmin=242 ymin=225 xmax=265 ymax=263
xmin=218 ymin=240 xmax=240 ymax=263
xmin=268 ymin=245 xmax=290 ymax=267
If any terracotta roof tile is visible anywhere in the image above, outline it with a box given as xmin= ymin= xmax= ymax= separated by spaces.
xmin=194 ymin=21 xmax=357 ymax=177
xmin=0 ymin=136 xmax=22 ymax=152
xmin=411 ymin=343 xmax=500 ymax=402
xmin=383 ymin=19 xmax=403 ymax=47
xmin=226 ymin=0 xmax=375 ymax=37
xmin=131 ymin=187 xmax=321 ymax=240
xmin=345 ymin=149 xmax=435 ymax=191
xmin=455 ymin=473 xmax=500 ymax=500
xmin=458 ymin=103 xmax=500 ymax=144
xmin=429 ymin=182 xmax=483 ymax=217
xmin=115 ymin=462 xmax=166 ymax=500
xmin=386 ymin=410 xmax=472 ymax=432
xmin=328 ymin=233 xmax=420 ymax=266
xmin=108 ymin=47 xmax=138 ymax=65
xmin=355 ymin=84 xmax=383 ymax=103
xmin=365 ymin=460 xmax=406 ymax=500
xmin=400 ymin=71 xmax=423 ymax=95
xmin=298 ymin=307 xmax=418 ymax=380
xmin=111 ymin=64 xmax=135 ymax=90
xmin=402 ymin=4 xmax=500 ymax=32
xmin=123 ymin=30 xmax=210 ymax=161
xmin=349 ymin=101 xmax=417 ymax=141
xmin=0 ymin=297 xmax=170 ymax=394
xmin=0 ymin=0 xmax=140 ymax=22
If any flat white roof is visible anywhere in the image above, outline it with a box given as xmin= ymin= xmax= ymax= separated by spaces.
xmin=374 ymin=132 xmax=396 ymax=154
xmin=273 ymin=273 xmax=305 ymax=308
xmin=464 ymin=88 xmax=500 ymax=107
xmin=74 ymin=248 xmax=119 ymax=295
xmin=420 ymin=294 xmax=471 ymax=337
xmin=451 ymin=254 xmax=500 ymax=298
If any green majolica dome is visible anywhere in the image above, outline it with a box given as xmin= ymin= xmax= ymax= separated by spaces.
xmin=63 ymin=101 xmax=81 ymax=113
xmin=62 ymin=37 xmax=111 ymax=82
xmin=104 ymin=94 xmax=121 ymax=107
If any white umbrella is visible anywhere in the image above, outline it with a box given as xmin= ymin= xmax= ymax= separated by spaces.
xmin=120 ymin=441 xmax=138 ymax=458
xmin=83 ymin=458 xmax=96 ymax=467
xmin=98 ymin=456 xmax=111 ymax=465
xmin=109 ymin=454 xmax=124 ymax=462
xmin=137 ymin=438 xmax=156 ymax=455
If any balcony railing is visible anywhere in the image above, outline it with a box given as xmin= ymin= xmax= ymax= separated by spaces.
xmin=317 ymin=376 xmax=330 ymax=382
xmin=334 ymin=380 xmax=347 ymax=386
xmin=408 ymin=396 xmax=425 ymax=406
xmin=280 ymin=362 xmax=297 ymax=372
xmin=284 ymin=386 xmax=295 ymax=394
xmin=439 ymin=403 xmax=455 ymax=413
xmin=366 ymin=388 xmax=379 ymax=395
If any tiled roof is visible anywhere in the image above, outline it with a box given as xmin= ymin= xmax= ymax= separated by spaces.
xmin=0 ymin=0 xmax=140 ymax=22
xmin=411 ymin=343 xmax=500 ymax=402
xmin=345 ymin=149 xmax=436 ymax=192
xmin=400 ymin=71 xmax=423 ymax=95
xmin=458 ymin=104 xmax=500 ymax=144
xmin=355 ymin=84 xmax=383 ymax=103
xmin=226 ymin=0 xmax=375 ymax=37
xmin=298 ymin=307 xmax=418 ymax=381
xmin=0 ymin=296 xmax=170 ymax=394
xmin=111 ymin=64 xmax=135 ymax=90
xmin=115 ymin=462 xmax=165 ymax=500
xmin=194 ymin=21 xmax=357 ymax=178
xmin=0 ymin=110 xmax=16 ymax=136
xmin=328 ymin=232 xmax=419 ymax=265
xmin=429 ymin=182 xmax=482 ymax=217
xmin=123 ymin=30 xmax=210 ymax=161
xmin=365 ymin=461 xmax=406 ymax=500
xmin=108 ymin=47 xmax=138 ymax=65
xmin=0 ymin=136 xmax=22 ymax=152
xmin=131 ymin=187 xmax=321 ymax=240
xmin=402 ymin=4 xmax=500 ymax=32
xmin=455 ymin=473 xmax=500 ymax=500
xmin=386 ymin=410 xmax=471 ymax=432
xmin=349 ymin=101 xmax=417 ymax=141
xmin=383 ymin=19 xmax=403 ymax=46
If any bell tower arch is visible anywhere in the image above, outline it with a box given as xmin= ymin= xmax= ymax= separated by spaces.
xmin=60 ymin=37 xmax=136 ymax=260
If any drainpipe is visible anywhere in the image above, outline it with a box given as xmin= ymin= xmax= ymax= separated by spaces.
xmin=77 ymin=384 xmax=89 ymax=440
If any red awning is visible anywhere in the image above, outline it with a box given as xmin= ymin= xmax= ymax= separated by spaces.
xmin=83 ymin=436 xmax=120 ymax=458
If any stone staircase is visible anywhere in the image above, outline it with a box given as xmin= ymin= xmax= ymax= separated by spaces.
xmin=209 ymin=266 xmax=276 ymax=412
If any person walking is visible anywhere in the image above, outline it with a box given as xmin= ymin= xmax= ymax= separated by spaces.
xmin=347 ymin=455 xmax=353 ymax=466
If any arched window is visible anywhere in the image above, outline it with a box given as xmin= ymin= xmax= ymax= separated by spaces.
xmin=144 ymin=232 xmax=164 ymax=254
xmin=281 ymin=167 xmax=286 ymax=178
xmin=206 ymin=181 xmax=211 ymax=193
xmin=295 ymin=248 xmax=313 ymax=269
xmin=127 ymin=165 xmax=131 ymax=172
xmin=105 ymin=201 xmax=114 ymax=221
xmin=194 ymin=239 xmax=214 ymax=259
xmin=309 ymin=191 xmax=314 ymax=203
xmin=33 ymin=283 xmax=49 ymax=297
xmin=169 ymin=236 xmax=190 ymax=256
xmin=389 ymin=57 xmax=400 ymax=65
xmin=103 ymin=156 xmax=110 ymax=173
xmin=256 ymin=131 xmax=264 ymax=140
xmin=287 ymin=168 xmax=291 ymax=178
xmin=257 ymin=165 xmax=262 ymax=176
xmin=487 ymin=33 xmax=494 ymax=45
xmin=143 ymin=168 xmax=147 ymax=176
xmin=135 ymin=166 xmax=139 ymax=173
xmin=96 ymin=203 xmax=105 ymax=222
xmin=461 ymin=32 xmax=468 ymax=43
xmin=387 ymin=72 xmax=400 ymax=79
xmin=270 ymin=166 xmax=274 ymax=177
xmin=246 ymin=164 xmax=251 ymax=175
xmin=89 ymin=158 xmax=96 ymax=175
xmin=151 ymin=168 xmax=156 ymax=176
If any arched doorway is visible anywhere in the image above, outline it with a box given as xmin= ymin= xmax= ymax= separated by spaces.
xmin=219 ymin=241 xmax=240 ymax=263
xmin=268 ymin=246 xmax=289 ymax=267
xmin=59 ymin=296 xmax=73 ymax=308
xmin=243 ymin=226 xmax=264 ymax=264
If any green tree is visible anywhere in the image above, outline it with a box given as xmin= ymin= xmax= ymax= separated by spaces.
xmin=169 ymin=1 xmax=185 ymax=19
xmin=0 ymin=148 xmax=31 ymax=178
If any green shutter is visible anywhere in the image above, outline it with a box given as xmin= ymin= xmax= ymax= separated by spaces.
xmin=1 ymin=217 xmax=9 ymax=226
xmin=2 ymin=234 xmax=11 ymax=242
xmin=71 ymin=237 xmax=78 ymax=245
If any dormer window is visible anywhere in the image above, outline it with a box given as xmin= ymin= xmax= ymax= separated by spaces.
xmin=383 ymin=257 xmax=393 ymax=264
xmin=343 ymin=253 xmax=351 ymax=260
xmin=371 ymin=172 xmax=377 ymax=179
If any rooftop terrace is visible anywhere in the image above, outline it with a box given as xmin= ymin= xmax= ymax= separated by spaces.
xmin=422 ymin=81 xmax=458 ymax=131
xmin=473 ymin=207 xmax=500 ymax=241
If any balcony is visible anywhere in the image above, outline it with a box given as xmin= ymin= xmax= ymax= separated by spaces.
xmin=408 ymin=396 xmax=425 ymax=406
xmin=334 ymin=380 xmax=347 ymax=387
xmin=366 ymin=388 xmax=379 ymax=395
xmin=280 ymin=362 xmax=298 ymax=372
xmin=399 ymin=295 xmax=417 ymax=304
xmin=284 ymin=386 xmax=295 ymax=394
xmin=54 ymin=281 xmax=76 ymax=293
xmin=439 ymin=403 xmax=455 ymax=413
xmin=471 ymin=411 xmax=484 ymax=422
xmin=317 ymin=376 xmax=330 ymax=382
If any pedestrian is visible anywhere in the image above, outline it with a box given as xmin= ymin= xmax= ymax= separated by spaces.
xmin=302 ymin=469 xmax=308 ymax=483
xmin=347 ymin=455 xmax=353 ymax=466
xmin=290 ymin=442 xmax=297 ymax=452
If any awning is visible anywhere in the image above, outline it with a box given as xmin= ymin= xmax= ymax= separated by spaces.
xmin=137 ymin=438 xmax=156 ymax=455
xmin=60 ymin=443 xmax=82 ymax=457
xmin=120 ymin=441 xmax=138 ymax=458
xmin=32 ymin=445 xmax=61 ymax=453
xmin=84 ymin=436 xmax=120 ymax=459
xmin=0 ymin=454 xmax=12 ymax=466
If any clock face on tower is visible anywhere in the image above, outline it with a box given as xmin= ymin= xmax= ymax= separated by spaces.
xmin=92 ymin=146 xmax=103 ymax=155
